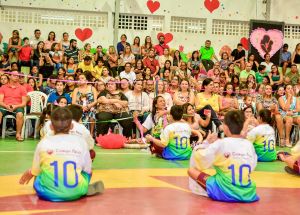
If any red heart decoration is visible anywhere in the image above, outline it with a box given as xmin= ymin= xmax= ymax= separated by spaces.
xmin=204 ymin=0 xmax=220 ymax=13
xmin=75 ymin=28 xmax=93 ymax=42
xmin=147 ymin=0 xmax=160 ymax=14
xmin=157 ymin=32 xmax=173 ymax=44
xmin=240 ymin=37 xmax=249 ymax=51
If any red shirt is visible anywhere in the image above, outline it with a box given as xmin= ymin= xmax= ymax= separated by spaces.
xmin=143 ymin=57 xmax=159 ymax=74
xmin=154 ymin=44 xmax=169 ymax=56
xmin=19 ymin=46 xmax=32 ymax=61
xmin=0 ymin=83 xmax=27 ymax=105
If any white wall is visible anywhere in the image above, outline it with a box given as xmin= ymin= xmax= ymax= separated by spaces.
xmin=0 ymin=0 xmax=299 ymax=55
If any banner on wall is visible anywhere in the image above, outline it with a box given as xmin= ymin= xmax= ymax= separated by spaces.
xmin=249 ymin=20 xmax=284 ymax=64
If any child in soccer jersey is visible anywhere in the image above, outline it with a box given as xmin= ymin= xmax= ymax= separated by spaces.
xmin=188 ymin=110 xmax=259 ymax=203
xmin=145 ymin=105 xmax=202 ymax=160
xmin=19 ymin=108 xmax=103 ymax=202
xmin=278 ymin=141 xmax=300 ymax=175
xmin=247 ymin=109 xmax=277 ymax=162
xmin=42 ymin=105 xmax=94 ymax=151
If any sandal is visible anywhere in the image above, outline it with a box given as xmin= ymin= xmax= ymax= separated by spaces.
xmin=279 ymin=138 xmax=285 ymax=147
xmin=16 ymin=136 xmax=24 ymax=142
xmin=285 ymin=139 xmax=292 ymax=148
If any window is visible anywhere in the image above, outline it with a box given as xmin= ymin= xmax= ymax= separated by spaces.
xmin=0 ymin=7 xmax=107 ymax=28
xmin=170 ymin=17 xmax=207 ymax=34
xmin=212 ymin=19 xmax=249 ymax=36
xmin=118 ymin=14 xmax=164 ymax=31
xmin=285 ymin=24 xmax=300 ymax=39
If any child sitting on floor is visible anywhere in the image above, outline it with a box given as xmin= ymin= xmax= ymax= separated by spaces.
xmin=19 ymin=107 xmax=103 ymax=202
xmin=42 ymin=105 xmax=95 ymax=153
xmin=278 ymin=141 xmax=300 ymax=175
xmin=188 ymin=110 xmax=259 ymax=202
xmin=145 ymin=105 xmax=202 ymax=160
xmin=247 ymin=109 xmax=277 ymax=162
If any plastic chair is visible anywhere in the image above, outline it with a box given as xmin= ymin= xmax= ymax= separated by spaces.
xmin=1 ymin=115 xmax=16 ymax=139
xmin=22 ymin=91 xmax=48 ymax=139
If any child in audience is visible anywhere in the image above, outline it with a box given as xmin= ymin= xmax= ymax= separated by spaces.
xmin=19 ymin=107 xmax=103 ymax=201
xmin=278 ymin=141 xmax=300 ymax=175
xmin=64 ymin=57 xmax=77 ymax=76
xmin=247 ymin=109 xmax=277 ymax=162
xmin=145 ymin=105 xmax=201 ymax=160
xmin=188 ymin=110 xmax=259 ymax=202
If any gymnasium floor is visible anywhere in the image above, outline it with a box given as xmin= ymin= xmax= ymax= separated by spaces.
xmin=0 ymin=139 xmax=299 ymax=215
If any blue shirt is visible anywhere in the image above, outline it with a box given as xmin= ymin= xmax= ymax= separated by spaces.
xmin=280 ymin=51 xmax=291 ymax=63
xmin=47 ymin=91 xmax=72 ymax=104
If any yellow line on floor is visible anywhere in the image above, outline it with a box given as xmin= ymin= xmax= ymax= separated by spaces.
xmin=0 ymin=168 xmax=299 ymax=198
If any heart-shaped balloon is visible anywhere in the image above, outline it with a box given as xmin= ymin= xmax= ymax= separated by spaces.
xmin=204 ymin=0 xmax=220 ymax=13
xmin=147 ymin=0 xmax=160 ymax=14
xmin=75 ymin=28 xmax=93 ymax=42
xmin=157 ymin=32 xmax=173 ymax=44
xmin=250 ymin=28 xmax=283 ymax=58
xmin=240 ymin=37 xmax=249 ymax=51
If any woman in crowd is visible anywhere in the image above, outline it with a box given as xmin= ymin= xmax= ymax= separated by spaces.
xmin=44 ymin=31 xmax=56 ymax=51
xmin=131 ymin=36 xmax=142 ymax=60
xmin=160 ymin=60 xmax=172 ymax=79
xmin=195 ymin=78 xmax=223 ymax=132
xmin=141 ymin=36 xmax=153 ymax=57
xmin=72 ymin=73 xmax=98 ymax=135
xmin=96 ymin=78 xmax=132 ymax=138
xmin=119 ymin=45 xmax=135 ymax=69
xmin=219 ymin=83 xmax=238 ymax=116
xmin=120 ymin=78 xmax=132 ymax=98
xmin=107 ymin=46 xmax=119 ymax=77
xmin=247 ymin=53 xmax=259 ymax=72
xmin=31 ymin=41 xmax=45 ymax=67
xmin=149 ymin=80 xmax=173 ymax=111
xmin=65 ymin=75 xmax=76 ymax=96
xmin=172 ymin=50 xmax=182 ymax=68
xmin=219 ymin=52 xmax=231 ymax=70
xmin=256 ymin=84 xmax=284 ymax=146
xmin=173 ymin=78 xmax=195 ymax=106
xmin=8 ymin=30 xmax=21 ymax=61
xmin=134 ymin=59 xmax=144 ymax=80
xmin=291 ymin=43 xmax=300 ymax=66
xmin=187 ymin=51 xmax=202 ymax=78
xmin=270 ymin=65 xmax=283 ymax=90
xmin=80 ymin=43 xmax=94 ymax=62
xmin=278 ymin=84 xmax=300 ymax=147
xmin=60 ymin=32 xmax=69 ymax=51
xmin=95 ymin=79 xmax=106 ymax=96
xmin=158 ymin=48 xmax=173 ymax=69
xmin=167 ymin=75 xmax=180 ymax=97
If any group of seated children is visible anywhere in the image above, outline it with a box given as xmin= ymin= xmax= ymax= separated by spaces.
xmin=19 ymin=103 xmax=299 ymax=203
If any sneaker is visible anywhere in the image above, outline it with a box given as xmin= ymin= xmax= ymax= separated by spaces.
xmin=87 ymin=181 xmax=104 ymax=196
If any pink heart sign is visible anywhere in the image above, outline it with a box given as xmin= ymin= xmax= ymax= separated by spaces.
xmin=250 ymin=28 xmax=283 ymax=58
xmin=75 ymin=28 xmax=93 ymax=42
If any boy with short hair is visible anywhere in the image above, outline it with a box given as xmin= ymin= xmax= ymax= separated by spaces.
xmin=42 ymin=104 xmax=94 ymax=151
xmin=19 ymin=107 xmax=103 ymax=201
xmin=146 ymin=105 xmax=201 ymax=160
xmin=188 ymin=110 xmax=259 ymax=202
xmin=47 ymin=80 xmax=72 ymax=104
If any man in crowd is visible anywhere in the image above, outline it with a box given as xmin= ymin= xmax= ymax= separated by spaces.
xmin=30 ymin=29 xmax=43 ymax=49
xmin=64 ymin=39 xmax=80 ymax=64
xmin=143 ymin=49 xmax=159 ymax=77
xmin=231 ymin=43 xmax=246 ymax=70
xmin=200 ymin=40 xmax=219 ymax=71
xmin=0 ymin=71 xmax=27 ymax=141
xmin=280 ymin=43 xmax=292 ymax=75
xmin=120 ymin=62 xmax=136 ymax=84
xmin=239 ymin=62 xmax=256 ymax=83
xmin=154 ymin=35 xmax=169 ymax=56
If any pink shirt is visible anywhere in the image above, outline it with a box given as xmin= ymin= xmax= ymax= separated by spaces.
xmin=0 ymin=83 xmax=27 ymax=105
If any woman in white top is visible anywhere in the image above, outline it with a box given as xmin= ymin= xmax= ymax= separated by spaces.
xmin=173 ymin=78 xmax=195 ymax=106
xmin=158 ymin=48 xmax=173 ymax=68
xmin=127 ymin=79 xmax=150 ymax=114
xmin=260 ymin=53 xmax=274 ymax=73
xmin=120 ymin=45 xmax=135 ymax=66
xmin=60 ymin=32 xmax=69 ymax=51
xmin=149 ymin=80 xmax=173 ymax=111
